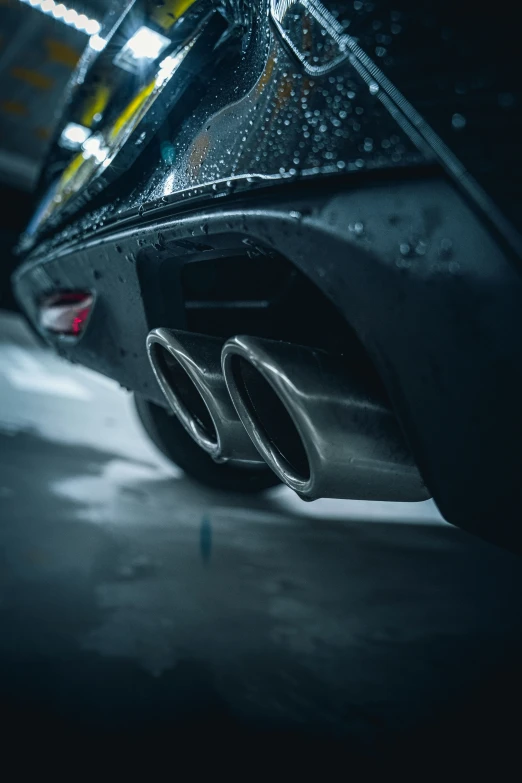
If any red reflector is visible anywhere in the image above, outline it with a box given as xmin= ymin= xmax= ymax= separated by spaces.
xmin=39 ymin=291 xmax=94 ymax=337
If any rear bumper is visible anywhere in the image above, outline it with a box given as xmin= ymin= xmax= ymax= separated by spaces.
xmin=14 ymin=172 xmax=522 ymax=549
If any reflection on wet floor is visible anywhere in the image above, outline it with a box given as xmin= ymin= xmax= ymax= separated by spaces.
xmin=0 ymin=311 xmax=521 ymax=765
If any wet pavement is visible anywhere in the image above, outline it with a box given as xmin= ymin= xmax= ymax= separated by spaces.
xmin=1 ymin=310 xmax=521 ymax=767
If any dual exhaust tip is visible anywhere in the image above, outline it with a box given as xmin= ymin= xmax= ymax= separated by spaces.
xmin=146 ymin=328 xmax=262 ymax=465
xmin=146 ymin=328 xmax=429 ymax=502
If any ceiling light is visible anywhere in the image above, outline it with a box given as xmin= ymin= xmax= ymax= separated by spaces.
xmin=82 ymin=133 xmax=108 ymax=164
xmin=85 ymin=18 xmax=100 ymax=35
xmin=59 ymin=121 xmax=91 ymax=150
xmin=74 ymin=13 xmax=89 ymax=30
xmin=63 ymin=8 xmax=77 ymax=24
xmin=19 ymin=0 xmax=101 ymax=38
xmin=88 ymin=34 xmax=106 ymax=52
xmin=52 ymin=3 xmax=66 ymax=18
xmin=114 ymin=26 xmax=170 ymax=73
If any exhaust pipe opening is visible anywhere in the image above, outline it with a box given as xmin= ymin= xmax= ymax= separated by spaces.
xmin=230 ymin=355 xmax=310 ymax=482
xmin=146 ymin=328 xmax=265 ymax=464
xmin=149 ymin=341 xmax=217 ymax=448
xmin=223 ymin=335 xmax=430 ymax=502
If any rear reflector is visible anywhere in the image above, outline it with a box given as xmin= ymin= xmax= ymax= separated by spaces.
xmin=39 ymin=291 xmax=94 ymax=337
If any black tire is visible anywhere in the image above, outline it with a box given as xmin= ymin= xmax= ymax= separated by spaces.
xmin=134 ymin=394 xmax=279 ymax=493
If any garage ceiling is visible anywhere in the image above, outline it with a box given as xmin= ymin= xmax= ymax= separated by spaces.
xmin=0 ymin=0 xmax=108 ymax=190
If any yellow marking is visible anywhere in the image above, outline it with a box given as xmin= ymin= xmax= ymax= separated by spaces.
xmin=48 ymin=80 xmax=155 ymax=220
xmin=11 ymin=67 xmax=54 ymax=90
xmin=61 ymin=150 xmax=85 ymax=184
xmin=1 ymin=100 xmax=27 ymax=116
xmin=35 ymin=126 xmax=51 ymax=139
xmin=109 ymin=79 xmax=155 ymax=140
xmin=151 ymin=0 xmax=199 ymax=30
xmin=80 ymin=83 xmax=111 ymax=127
xmin=45 ymin=39 xmax=80 ymax=68
xmin=35 ymin=127 xmax=51 ymax=139
xmin=41 ymin=28 xmax=194 ymax=224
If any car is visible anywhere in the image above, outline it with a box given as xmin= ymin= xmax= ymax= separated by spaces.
xmin=12 ymin=0 xmax=522 ymax=551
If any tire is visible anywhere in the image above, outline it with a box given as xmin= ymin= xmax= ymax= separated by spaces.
xmin=134 ymin=394 xmax=279 ymax=494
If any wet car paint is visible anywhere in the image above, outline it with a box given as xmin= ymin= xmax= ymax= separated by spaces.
xmin=13 ymin=2 xmax=522 ymax=550
xmin=21 ymin=0 xmax=430 ymax=247
xmin=23 ymin=0 xmax=522 ymax=258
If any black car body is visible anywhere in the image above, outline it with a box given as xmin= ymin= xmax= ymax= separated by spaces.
xmin=13 ymin=0 xmax=522 ymax=550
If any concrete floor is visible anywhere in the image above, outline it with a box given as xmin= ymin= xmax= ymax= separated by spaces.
xmin=1 ymin=311 xmax=521 ymax=766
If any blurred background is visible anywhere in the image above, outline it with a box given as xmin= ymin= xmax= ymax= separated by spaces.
xmin=0 ymin=0 xmax=104 ymax=308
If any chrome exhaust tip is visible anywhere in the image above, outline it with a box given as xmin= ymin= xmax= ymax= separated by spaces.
xmin=146 ymin=328 xmax=264 ymax=464
xmin=222 ymin=335 xmax=429 ymax=502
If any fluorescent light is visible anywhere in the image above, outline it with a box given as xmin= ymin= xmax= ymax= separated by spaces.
xmin=19 ymin=0 xmax=101 ymax=37
xmin=85 ymin=18 xmax=100 ymax=35
xmin=156 ymin=41 xmax=194 ymax=86
xmin=63 ymin=8 xmax=78 ymax=24
xmin=114 ymin=26 xmax=170 ymax=73
xmin=52 ymin=3 xmax=66 ymax=19
xmin=82 ymin=133 xmax=107 ymax=164
xmin=59 ymin=121 xmax=91 ymax=150
xmin=156 ymin=53 xmax=182 ymax=86
xmin=88 ymin=34 xmax=106 ymax=52
xmin=127 ymin=27 xmax=170 ymax=60
xmin=75 ymin=13 xmax=88 ymax=30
